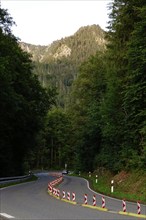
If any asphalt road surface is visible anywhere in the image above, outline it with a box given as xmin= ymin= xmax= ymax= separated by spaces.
xmin=0 ymin=172 xmax=145 ymax=219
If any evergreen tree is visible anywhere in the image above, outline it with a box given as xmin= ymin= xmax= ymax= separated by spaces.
xmin=45 ymin=108 xmax=72 ymax=169
xmin=0 ymin=8 xmax=53 ymax=176
xmin=68 ymin=52 xmax=106 ymax=172
xmin=99 ymin=0 xmax=146 ymax=170
xmin=123 ymin=5 xmax=146 ymax=168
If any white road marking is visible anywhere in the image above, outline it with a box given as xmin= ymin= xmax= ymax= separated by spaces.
xmin=0 ymin=213 xmax=15 ymax=218
xmin=84 ymin=178 xmax=139 ymax=205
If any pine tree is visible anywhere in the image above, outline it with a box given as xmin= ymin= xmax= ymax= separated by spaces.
xmin=123 ymin=5 xmax=146 ymax=168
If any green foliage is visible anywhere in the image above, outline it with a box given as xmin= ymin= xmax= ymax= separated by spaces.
xmin=21 ymin=25 xmax=106 ymax=108
xmin=45 ymin=108 xmax=73 ymax=169
xmin=122 ymin=5 xmax=146 ymax=168
xmin=1 ymin=0 xmax=146 ymax=176
xmin=67 ymin=52 xmax=106 ymax=172
xmin=66 ymin=0 xmax=146 ymax=173
xmin=0 ymin=8 xmax=54 ymax=176
xmin=97 ymin=0 xmax=146 ymax=171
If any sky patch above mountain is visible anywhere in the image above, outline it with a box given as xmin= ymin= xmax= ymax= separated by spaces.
xmin=1 ymin=0 xmax=112 ymax=46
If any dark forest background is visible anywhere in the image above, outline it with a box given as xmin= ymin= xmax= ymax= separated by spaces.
xmin=0 ymin=0 xmax=145 ymax=177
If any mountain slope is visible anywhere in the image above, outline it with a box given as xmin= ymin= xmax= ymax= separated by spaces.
xmin=20 ymin=24 xmax=107 ymax=107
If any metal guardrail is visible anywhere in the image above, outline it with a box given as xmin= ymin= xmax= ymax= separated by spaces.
xmin=0 ymin=174 xmax=32 ymax=185
xmin=0 ymin=175 xmax=30 ymax=181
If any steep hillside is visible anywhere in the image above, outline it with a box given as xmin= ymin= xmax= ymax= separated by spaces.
xmin=81 ymin=170 xmax=146 ymax=204
xmin=20 ymin=24 xmax=107 ymax=107
xmin=20 ymin=24 xmax=106 ymax=63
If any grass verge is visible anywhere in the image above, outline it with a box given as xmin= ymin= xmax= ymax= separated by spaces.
xmin=72 ymin=170 xmax=146 ymax=204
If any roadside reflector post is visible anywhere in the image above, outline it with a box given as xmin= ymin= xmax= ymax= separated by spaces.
xmin=89 ymin=171 xmax=91 ymax=178
xmin=96 ymin=175 xmax=98 ymax=183
xmin=65 ymin=163 xmax=67 ymax=170
xmin=79 ymin=171 xmax=81 ymax=176
xmin=111 ymin=180 xmax=114 ymax=193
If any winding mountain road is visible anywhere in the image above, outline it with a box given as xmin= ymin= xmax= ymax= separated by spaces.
xmin=0 ymin=172 xmax=145 ymax=219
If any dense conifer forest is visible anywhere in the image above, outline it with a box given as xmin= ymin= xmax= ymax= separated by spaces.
xmin=0 ymin=0 xmax=145 ymax=177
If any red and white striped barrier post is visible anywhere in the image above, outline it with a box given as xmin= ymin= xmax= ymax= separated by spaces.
xmin=57 ymin=189 xmax=60 ymax=198
xmin=93 ymin=195 xmax=96 ymax=206
xmin=48 ymin=184 xmax=52 ymax=193
xmin=55 ymin=188 xmax=57 ymax=196
xmin=72 ymin=192 xmax=76 ymax=202
xmin=122 ymin=199 xmax=126 ymax=212
xmin=84 ymin=194 xmax=88 ymax=205
xmin=67 ymin=192 xmax=70 ymax=200
xmin=137 ymin=201 xmax=141 ymax=214
xmin=62 ymin=190 xmax=65 ymax=199
xmin=102 ymin=196 xmax=105 ymax=208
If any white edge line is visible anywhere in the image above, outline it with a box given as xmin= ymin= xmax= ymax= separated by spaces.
xmin=0 ymin=213 xmax=15 ymax=218
xmin=83 ymin=178 xmax=146 ymax=206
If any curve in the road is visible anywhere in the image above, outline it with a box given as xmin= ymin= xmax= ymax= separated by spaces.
xmin=48 ymin=173 xmax=146 ymax=219
xmin=1 ymin=172 xmax=145 ymax=220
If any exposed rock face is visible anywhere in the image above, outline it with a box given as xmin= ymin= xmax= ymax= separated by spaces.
xmin=19 ymin=24 xmax=106 ymax=63
xmin=53 ymin=44 xmax=71 ymax=59
xmin=19 ymin=24 xmax=107 ymax=108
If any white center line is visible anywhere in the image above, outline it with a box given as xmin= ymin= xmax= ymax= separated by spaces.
xmin=0 ymin=213 xmax=15 ymax=218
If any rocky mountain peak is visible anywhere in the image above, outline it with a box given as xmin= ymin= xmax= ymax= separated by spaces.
xmin=53 ymin=44 xmax=71 ymax=59
xmin=19 ymin=24 xmax=106 ymax=63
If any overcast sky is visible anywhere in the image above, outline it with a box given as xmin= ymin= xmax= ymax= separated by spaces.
xmin=1 ymin=0 xmax=113 ymax=46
